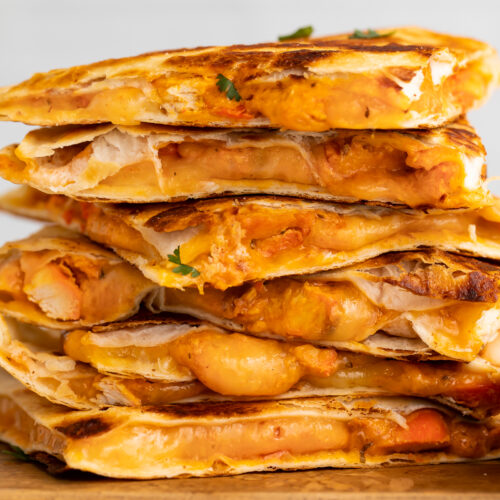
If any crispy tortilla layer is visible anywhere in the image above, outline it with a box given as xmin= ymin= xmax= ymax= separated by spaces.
xmin=0 ymin=118 xmax=489 ymax=209
xmin=0 ymin=226 xmax=155 ymax=328
xmin=0 ymin=375 xmax=499 ymax=478
xmin=0 ymin=28 xmax=498 ymax=130
xmin=4 ymin=188 xmax=500 ymax=292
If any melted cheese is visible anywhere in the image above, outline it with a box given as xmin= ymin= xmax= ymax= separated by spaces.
xmin=64 ymin=327 xmax=337 ymax=395
xmin=156 ymin=274 xmax=498 ymax=361
xmin=0 ymin=248 xmax=154 ymax=327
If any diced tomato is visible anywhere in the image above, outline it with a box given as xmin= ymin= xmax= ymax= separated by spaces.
xmin=394 ymin=409 xmax=450 ymax=451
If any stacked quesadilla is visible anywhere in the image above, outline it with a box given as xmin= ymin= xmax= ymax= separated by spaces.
xmin=0 ymin=26 xmax=499 ymax=478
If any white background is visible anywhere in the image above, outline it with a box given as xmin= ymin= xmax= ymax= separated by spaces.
xmin=1 ymin=0 xmax=500 ymax=241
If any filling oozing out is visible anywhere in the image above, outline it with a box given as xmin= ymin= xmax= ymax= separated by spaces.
xmin=63 ymin=325 xmax=500 ymax=410
xmin=0 ymin=249 xmax=152 ymax=324
xmin=63 ymin=326 xmax=338 ymax=396
xmin=155 ymin=275 xmax=500 ymax=363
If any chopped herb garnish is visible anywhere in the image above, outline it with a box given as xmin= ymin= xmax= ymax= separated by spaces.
xmin=1 ymin=444 xmax=34 ymax=463
xmin=349 ymin=29 xmax=395 ymax=40
xmin=216 ymin=74 xmax=241 ymax=102
xmin=167 ymin=246 xmax=200 ymax=278
xmin=278 ymin=26 xmax=313 ymax=41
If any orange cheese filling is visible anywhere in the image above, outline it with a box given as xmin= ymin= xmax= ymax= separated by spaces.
xmin=158 ymin=278 xmax=495 ymax=362
xmin=2 ymin=396 xmax=498 ymax=477
xmin=64 ymin=328 xmax=338 ymax=397
xmin=8 ymin=54 xmax=488 ymax=132
xmin=63 ymin=326 xmax=500 ymax=411
xmin=310 ymin=353 xmax=500 ymax=415
xmin=0 ymin=249 xmax=152 ymax=324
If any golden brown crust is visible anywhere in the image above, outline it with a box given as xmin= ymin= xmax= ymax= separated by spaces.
xmin=0 ymin=118 xmax=489 ymax=209
xmin=0 ymin=372 xmax=498 ymax=479
xmin=0 ymin=27 xmax=498 ymax=130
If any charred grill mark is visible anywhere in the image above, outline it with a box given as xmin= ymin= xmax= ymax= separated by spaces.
xmin=387 ymin=67 xmax=417 ymax=82
xmin=274 ymin=50 xmax=333 ymax=70
xmin=90 ymin=310 xmax=203 ymax=333
xmin=444 ymin=126 xmax=484 ymax=154
xmin=384 ymin=269 xmax=499 ymax=303
xmin=457 ymin=271 xmax=498 ymax=302
xmin=313 ymin=41 xmax=435 ymax=55
xmin=378 ymin=76 xmax=402 ymax=92
xmin=148 ymin=401 xmax=261 ymax=418
xmin=55 ymin=417 xmax=112 ymax=439
xmin=145 ymin=205 xmax=209 ymax=232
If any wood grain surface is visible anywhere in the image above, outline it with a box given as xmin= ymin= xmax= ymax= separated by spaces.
xmin=0 ymin=449 xmax=498 ymax=500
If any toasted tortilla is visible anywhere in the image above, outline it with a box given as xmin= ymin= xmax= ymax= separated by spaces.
xmin=4 ymin=187 xmax=500 ymax=291
xmin=0 ymin=370 xmax=499 ymax=478
xmin=0 ymin=313 xmax=498 ymax=418
xmin=0 ymin=225 xmax=155 ymax=329
xmin=0 ymin=118 xmax=489 ymax=209
xmin=0 ymin=27 xmax=498 ymax=130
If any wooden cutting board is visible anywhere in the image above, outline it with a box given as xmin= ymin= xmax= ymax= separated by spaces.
xmin=0 ymin=451 xmax=498 ymax=500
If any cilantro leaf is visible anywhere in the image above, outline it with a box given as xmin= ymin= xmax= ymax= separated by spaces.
xmin=1 ymin=444 xmax=34 ymax=463
xmin=216 ymin=74 xmax=241 ymax=101
xmin=167 ymin=246 xmax=200 ymax=278
xmin=349 ymin=29 xmax=395 ymax=40
xmin=278 ymin=26 xmax=313 ymax=41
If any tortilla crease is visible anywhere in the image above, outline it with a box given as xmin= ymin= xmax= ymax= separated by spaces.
xmin=4 ymin=187 xmax=500 ymax=292
xmin=0 ymin=118 xmax=489 ymax=209
xmin=0 ymin=225 xmax=155 ymax=329
xmin=0 ymin=370 xmax=499 ymax=479
xmin=0 ymin=27 xmax=498 ymax=130
xmin=0 ymin=313 xmax=498 ymax=419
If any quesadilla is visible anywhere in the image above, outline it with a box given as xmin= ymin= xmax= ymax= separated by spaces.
xmin=0 ymin=27 xmax=498 ymax=131
xmin=0 ymin=371 xmax=498 ymax=479
xmin=4 ymin=186 xmax=500 ymax=290
xmin=1 ymin=228 xmax=498 ymax=363
xmin=0 ymin=313 xmax=498 ymax=418
xmin=149 ymin=250 xmax=500 ymax=362
xmin=0 ymin=118 xmax=489 ymax=209
xmin=0 ymin=225 xmax=155 ymax=328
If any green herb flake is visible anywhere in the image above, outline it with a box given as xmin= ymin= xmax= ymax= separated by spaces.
xmin=1 ymin=444 xmax=34 ymax=463
xmin=349 ymin=29 xmax=396 ymax=40
xmin=278 ymin=26 xmax=313 ymax=42
xmin=216 ymin=74 xmax=241 ymax=102
xmin=167 ymin=246 xmax=200 ymax=278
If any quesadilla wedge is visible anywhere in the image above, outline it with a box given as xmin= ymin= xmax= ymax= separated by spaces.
xmin=0 ymin=372 xmax=499 ymax=479
xmin=4 ymin=187 xmax=500 ymax=290
xmin=0 ymin=228 xmax=498 ymax=363
xmin=0 ymin=27 xmax=498 ymax=131
xmin=0 ymin=225 xmax=155 ymax=329
xmin=149 ymin=250 xmax=500 ymax=362
xmin=0 ymin=313 xmax=498 ymax=418
xmin=0 ymin=118 xmax=489 ymax=209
